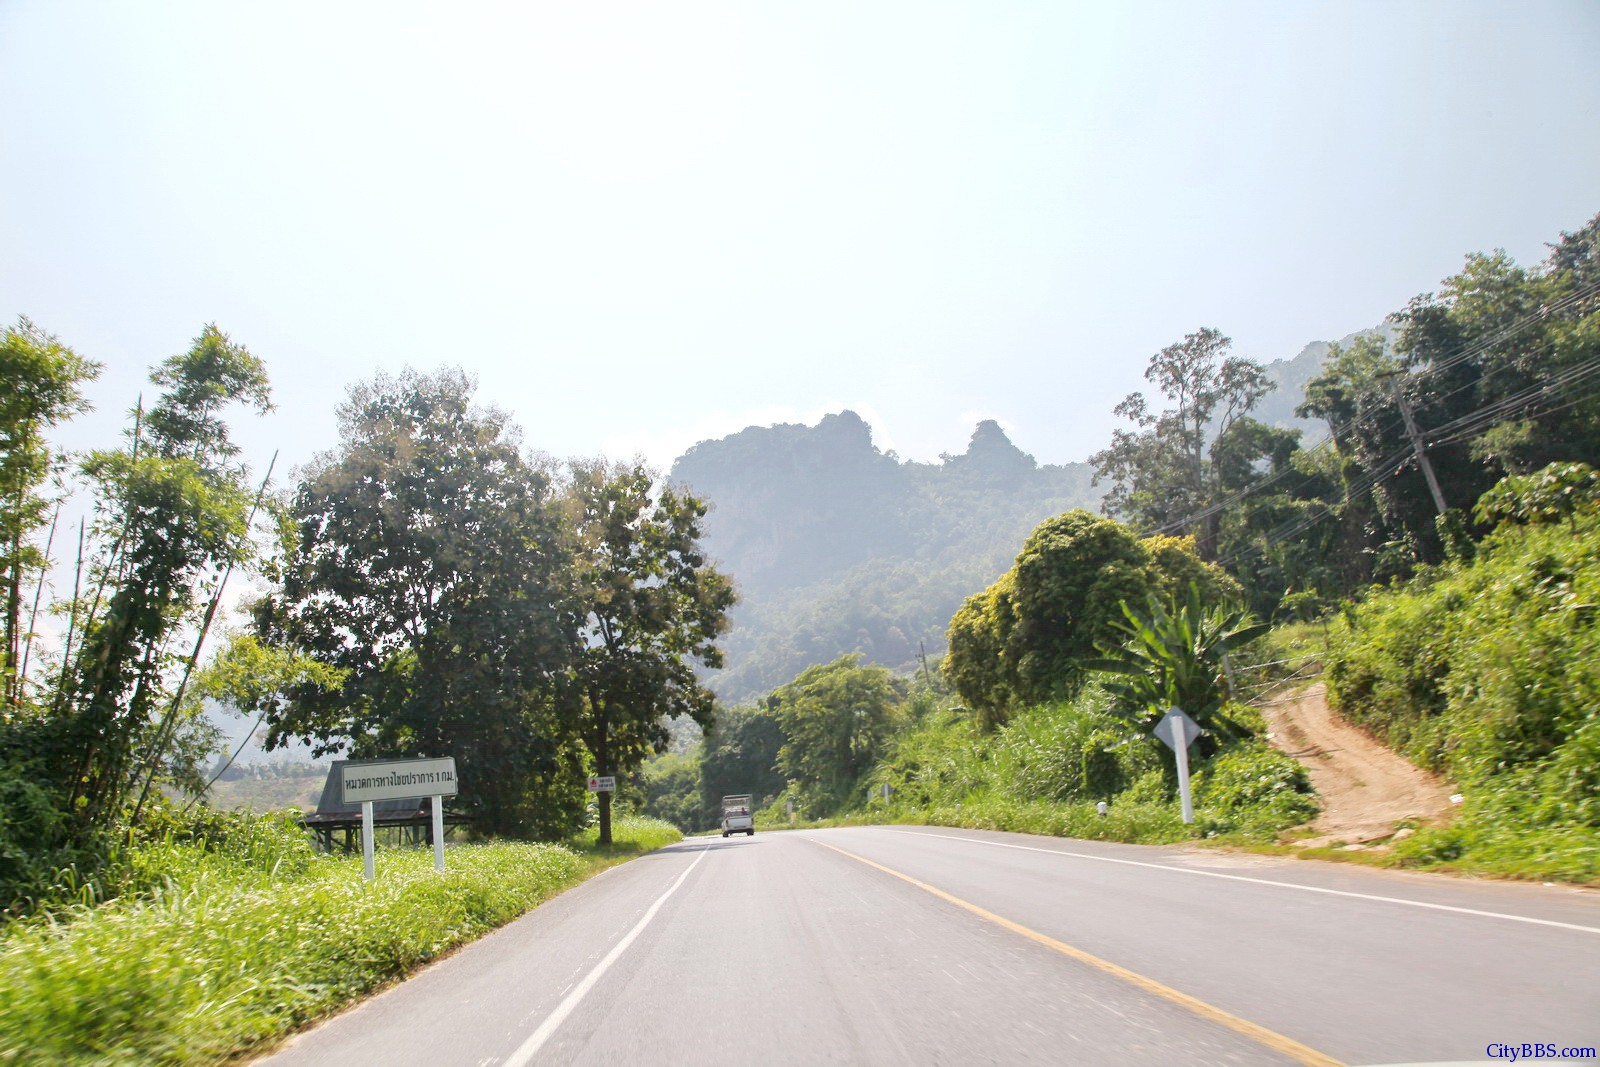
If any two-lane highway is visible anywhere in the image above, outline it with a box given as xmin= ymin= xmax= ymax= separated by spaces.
xmin=260 ymin=827 xmax=1600 ymax=1066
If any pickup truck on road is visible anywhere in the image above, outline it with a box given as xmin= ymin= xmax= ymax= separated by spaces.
xmin=721 ymin=795 xmax=755 ymax=837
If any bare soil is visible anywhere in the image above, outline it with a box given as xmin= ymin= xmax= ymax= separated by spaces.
xmin=1260 ymin=682 xmax=1456 ymax=849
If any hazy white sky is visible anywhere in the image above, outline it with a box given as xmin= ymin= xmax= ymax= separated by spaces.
xmin=5 ymin=1 xmax=1599 ymax=481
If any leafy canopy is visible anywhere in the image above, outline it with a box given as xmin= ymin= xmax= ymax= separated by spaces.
xmin=566 ymin=459 xmax=734 ymax=844
xmin=945 ymin=510 xmax=1239 ymax=726
xmin=1088 ymin=584 xmax=1267 ymax=748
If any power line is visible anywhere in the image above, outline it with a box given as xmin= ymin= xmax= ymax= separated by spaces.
xmin=1132 ymin=279 xmax=1599 ymax=545
xmin=1215 ymin=356 xmax=1600 ymax=569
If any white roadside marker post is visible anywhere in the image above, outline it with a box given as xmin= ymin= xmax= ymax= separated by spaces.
xmin=1173 ymin=730 xmax=1195 ymax=824
xmin=431 ymin=795 xmax=445 ymax=872
xmin=1152 ymin=707 xmax=1203 ymax=826
xmin=362 ymin=800 xmax=376 ymax=881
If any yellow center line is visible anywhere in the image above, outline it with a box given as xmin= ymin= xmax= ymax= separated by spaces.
xmin=812 ymin=839 xmax=1345 ymax=1067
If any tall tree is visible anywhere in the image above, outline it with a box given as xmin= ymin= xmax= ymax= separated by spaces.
xmin=0 ymin=318 xmax=100 ymax=707
xmin=258 ymin=369 xmax=582 ymax=837
xmin=567 ymin=461 xmax=734 ymax=845
xmin=1090 ymin=327 xmax=1269 ymax=558
xmin=60 ymin=325 xmax=271 ymax=831
xmin=772 ymin=655 xmax=903 ymax=816
xmin=1295 ymin=214 xmax=1600 ymax=578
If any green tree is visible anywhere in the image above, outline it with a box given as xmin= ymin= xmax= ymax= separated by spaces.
xmin=945 ymin=511 xmax=1239 ymax=725
xmin=1088 ymin=584 xmax=1268 ymax=755
xmin=1089 ymin=327 xmax=1269 ymax=559
xmin=944 ymin=573 xmax=1020 ymax=730
xmin=640 ymin=750 xmax=705 ymax=832
xmin=56 ymin=325 xmax=271 ymax=832
xmin=0 ymin=318 xmax=100 ymax=708
xmin=567 ymin=461 xmax=734 ymax=845
xmin=258 ymin=369 xmax=581 ymax=837
xmin=772 ymin=655 xmax=904 ymax=815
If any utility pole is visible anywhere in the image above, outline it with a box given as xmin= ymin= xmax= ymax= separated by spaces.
xmin=1393 ymin=388 xmax=1448 ymax=517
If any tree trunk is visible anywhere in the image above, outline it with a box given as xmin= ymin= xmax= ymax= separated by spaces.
xmin=595 ymin=705 xmax=612 ymax=846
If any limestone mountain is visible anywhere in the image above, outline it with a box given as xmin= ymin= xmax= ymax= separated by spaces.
xmin=670 ymin=412 xmax=1099 ymax=702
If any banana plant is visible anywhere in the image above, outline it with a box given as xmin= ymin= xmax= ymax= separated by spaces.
xmin=1086 ymin=583 xmax=1269 ymax=747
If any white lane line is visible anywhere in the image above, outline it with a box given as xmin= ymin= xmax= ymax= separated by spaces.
xmin=877 ymin=829 xmax=1600 ymax=935
xmin=504 ymin=847 xmax=710 ymax=1066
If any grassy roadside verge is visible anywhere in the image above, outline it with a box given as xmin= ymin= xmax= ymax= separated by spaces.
xmin=0 ymin=816 xmax=680 ymax=1065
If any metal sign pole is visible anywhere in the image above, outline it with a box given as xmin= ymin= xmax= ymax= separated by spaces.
xmin=1153 ymin=707 xmax=1200 ymax=826
xmin=432 ymin=795 xmax=445 ymax=872
xmin=1173 ymin=735 xmax=1195 ymax=824
xmin=362 ymin=800 xmax=376 ymax=882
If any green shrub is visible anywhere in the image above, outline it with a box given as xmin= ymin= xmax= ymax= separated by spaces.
xmin=1326 ymin=581 xmax=1455 ymax=767
xmin=1193 ymin=744 xmax=1319 ymax=836
xmin=0 ymin=769 xmax=75 ymax=914
xmin=1327 ymin=502 xmax=1600 ymax=803
xmin=874 ymin=709 xmax=992 ymax=808
xmin=867 ymin=688 xmax=1312 ymax=845
xmin=1322 ymin=479 xmax=1600 ymax=880
xmin=993 ymin=706 xmax=1131 ymax=803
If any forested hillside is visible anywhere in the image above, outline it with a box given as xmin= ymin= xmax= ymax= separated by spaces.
xmin=669 ymin=338 xmax=1365 ymax=703
xmin=646 ymin=212 xmax=1600 ymax=886
xmin=669 ymin=413 xmax=1099 ymax=701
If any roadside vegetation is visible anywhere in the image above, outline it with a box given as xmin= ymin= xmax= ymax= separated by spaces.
xmin=646 ymin=523 xmax=1319 ymax=850
xmin=0 ymin=808 xmax=679 ymax=1065
xmin=2 ymin=205 xmax=1596 ymax=1060
xmin=1322 ymin=464 xmax=1600 ymax=882
xmin=645 ymin=214 xmax=1600 ymax=886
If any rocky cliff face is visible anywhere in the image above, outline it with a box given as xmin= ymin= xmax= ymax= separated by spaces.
xmin=669 ymin=411 xmax=1099 ymax=701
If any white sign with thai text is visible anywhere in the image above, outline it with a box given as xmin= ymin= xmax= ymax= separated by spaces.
xmin=341 ymin=757 xmax=459 ymax=805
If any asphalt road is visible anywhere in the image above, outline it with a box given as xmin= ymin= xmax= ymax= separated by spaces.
xmin=258 ymin=826 xmax=1600 ymax=1066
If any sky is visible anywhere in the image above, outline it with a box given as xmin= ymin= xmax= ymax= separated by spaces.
xmin=5 ymin=1 xmax=1599 ymax=483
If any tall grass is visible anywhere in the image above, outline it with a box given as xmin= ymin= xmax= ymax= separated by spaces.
xmin=0 ymin=814 xmax=681 ymax=1065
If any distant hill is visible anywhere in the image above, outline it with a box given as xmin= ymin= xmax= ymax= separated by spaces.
xmin=1251 ymin=324 xmax=1394 ymax=439
xmin=670 ymin=329 xmax=1378 ymax=704
xmin=671 ymin=411 xmax=1100 ymax=702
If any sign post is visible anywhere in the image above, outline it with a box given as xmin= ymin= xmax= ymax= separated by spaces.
xmin=431 ymin=798 xmax=445 ymax=872
xmin=341 ymin=757 xmax=459 ymax=881
xmin=362 ymin=800 xmax=375 ymax=881
xmin=586 ymin=775 xmax=616 ymax=792
xmin=1152 ymin=707 xmax=1202 ymax=825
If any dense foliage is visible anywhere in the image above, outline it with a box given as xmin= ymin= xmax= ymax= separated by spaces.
xmin=255 ymin=369 xmax=583 ymax=838
xmin=1324 ymin=465 xmax=1600 ymax=878
xmin=251 ymin=373 xmax=732 ymax=845
xmin=945 ymin=512 xmax=1238 ymax=726
xmin=0 ymin=353 xmax=729 ymax=912
xmin=1 ymin=325 xmax=276 ymax=910
xmin=1086 ymin=212 xmax=1600 ymax=621
xmin=772 ymin=656 xmax=906 ymax=815
xmin=867 ymin=694 xmax=1316 ymax=842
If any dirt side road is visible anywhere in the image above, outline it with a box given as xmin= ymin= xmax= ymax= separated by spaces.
xmin=1260 ymin=682 xmax=1456 ymax=847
